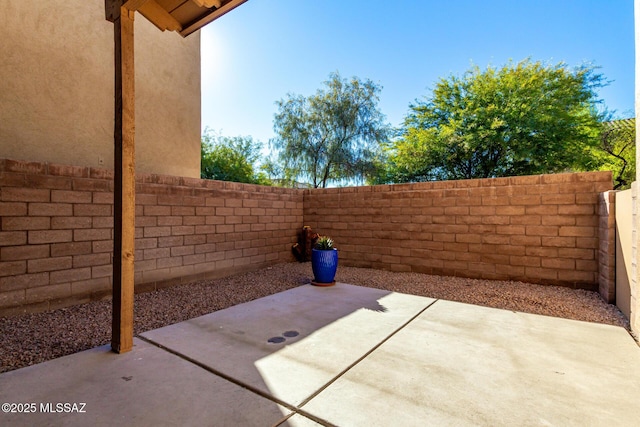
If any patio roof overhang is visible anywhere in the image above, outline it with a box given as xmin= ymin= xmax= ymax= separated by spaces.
xmin=104 ymin=0 xmax=248 ymax=353
xmin=106 ymin=0 xmax=248 ymax=37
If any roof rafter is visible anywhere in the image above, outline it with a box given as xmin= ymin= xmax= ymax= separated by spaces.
xmin=191 ymin=0 xmax=223 ymax=8
xmin=112 ymin=0 xmax=248 ymax=37
xmin=180 ymin=0 xmax=248 ymax=37
xmin=137 ymin=1 xmax=183 ymax=32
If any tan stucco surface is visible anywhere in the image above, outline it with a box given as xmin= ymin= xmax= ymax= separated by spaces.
xmin=0 ymin=0 xmax=201 ymax=178
xmin=633 ymin=0 xmax=639 ymax=333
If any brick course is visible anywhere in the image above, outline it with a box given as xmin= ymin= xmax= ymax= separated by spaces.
xmin=304 ymin=171 xmax=613 ymax=290
xmin=598 ymin=191 xmax=616 ymax=303
xmin=1 ymin=158 xmax=615 ymax=316
xmin=1 ymin=158 xmax=302 ymax=315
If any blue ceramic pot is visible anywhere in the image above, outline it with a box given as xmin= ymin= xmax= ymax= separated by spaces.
xmin=311 ymin=248 xmax=338 ymax=283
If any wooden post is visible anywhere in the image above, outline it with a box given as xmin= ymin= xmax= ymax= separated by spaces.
xmin=109 ymin=2 xmax=136 ymax=354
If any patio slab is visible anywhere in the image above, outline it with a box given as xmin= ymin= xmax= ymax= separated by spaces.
xmin=1 ymin=283 xmax=639 ymax=426
xmin=302 ymin=299 xmax=640 ymax=426
xmin=0 ymin=338 xmax=292 ymax=427
xmin=140 ymin=283 xmax=436 ymax=406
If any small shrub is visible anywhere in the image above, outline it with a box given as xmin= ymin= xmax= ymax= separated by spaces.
xmin=315 ymin=236 xmax=334 ymax=250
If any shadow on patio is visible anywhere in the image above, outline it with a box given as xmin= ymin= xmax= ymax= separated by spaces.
xmin=0 ymin=283 xmax=434 ymax=425
xmin=2 ymin=281 xmax=640 ymax=426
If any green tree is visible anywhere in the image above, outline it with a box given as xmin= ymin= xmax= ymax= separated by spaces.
xmin=381 ymin=59 xmax=606 ymax=182
xmin=200 ymin=129 xmax=270 ymax=185
xmin=271 ymin=72 xmax=390 ymax=188
xmin=596 ymin=118 xmax=636 ymax=190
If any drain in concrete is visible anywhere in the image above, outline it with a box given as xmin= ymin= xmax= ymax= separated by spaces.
xmin=268 ymin=330 xmax=300 ymax=344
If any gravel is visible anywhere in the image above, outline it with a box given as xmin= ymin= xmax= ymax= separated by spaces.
xmin=0 ymin=262 xmax=633 ymax=373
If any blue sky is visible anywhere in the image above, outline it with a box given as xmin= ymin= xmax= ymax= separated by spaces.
xmin=201 ymin=0 xmax=635 ymax=144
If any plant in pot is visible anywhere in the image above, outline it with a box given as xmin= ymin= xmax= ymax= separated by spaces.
xmin=311 ymin=235 xmax=338 ymax=287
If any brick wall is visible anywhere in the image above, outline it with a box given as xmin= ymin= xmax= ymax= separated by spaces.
xmin=598 ymin=191 xmax=616 ymax=303
xmin=0 ymin=157 xmax=617 ymax=317
xmin=0 ymin=159 xmax=303 ymax=316
xmin=304 ymin=172 xmax=613 ymax=290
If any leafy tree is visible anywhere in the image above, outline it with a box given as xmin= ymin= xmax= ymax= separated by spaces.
xmin=271 ymin=72 xmax=390 ymax=188
xmin=596 ymin=118 xmax=635 ymax=190
xmin=380 ymin=59 xmax=606 ymax=182
xmin=200 ymin=129 xmax=270 ymax=185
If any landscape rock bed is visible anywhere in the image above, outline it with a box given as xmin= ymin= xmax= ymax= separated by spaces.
xmin=0 ymin=263 xmax=632 ymax=373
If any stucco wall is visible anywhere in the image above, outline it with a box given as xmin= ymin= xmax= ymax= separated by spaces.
xmin=0 ymin=0 xmax=201 ymax=178
xmin=632 ymin=183 xmax=639 ymax=333
xmin=634 ymin=0 xmax=639 ymax=335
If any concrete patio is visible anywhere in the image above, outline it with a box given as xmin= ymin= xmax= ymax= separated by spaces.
xmin=1 ymin=283 xmax=639 ymax=426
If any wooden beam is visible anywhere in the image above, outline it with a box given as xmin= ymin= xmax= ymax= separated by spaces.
xmin=180 ymin=0 xmax=247 ymax=37
xmin=123 ymin=0 xmax=150 ymax=12
xmin=191 ymin=0 xmax=223 ymax=8
xmin=105 ymin=0 xmax=124 ymax=22
xmin=124 ymin=0 xmax=149 ymax=12
xmin=138 ymin=0 xmax=182 ymax=32
xmin=111 ymin=5 xmax=136 ymax=354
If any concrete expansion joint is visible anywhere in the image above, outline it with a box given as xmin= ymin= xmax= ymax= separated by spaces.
xmin=136 ymin=299 xmax=440 ymax=427
xmin=274 ymin=298 xmax=442 ymax=426
xmin=135 ymin=334 xmax=290 ymax=405
xmin=295 ymin=299 xmax=440 ymax=406
xmin=137 ymin=333 xmax=335 ymax=426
